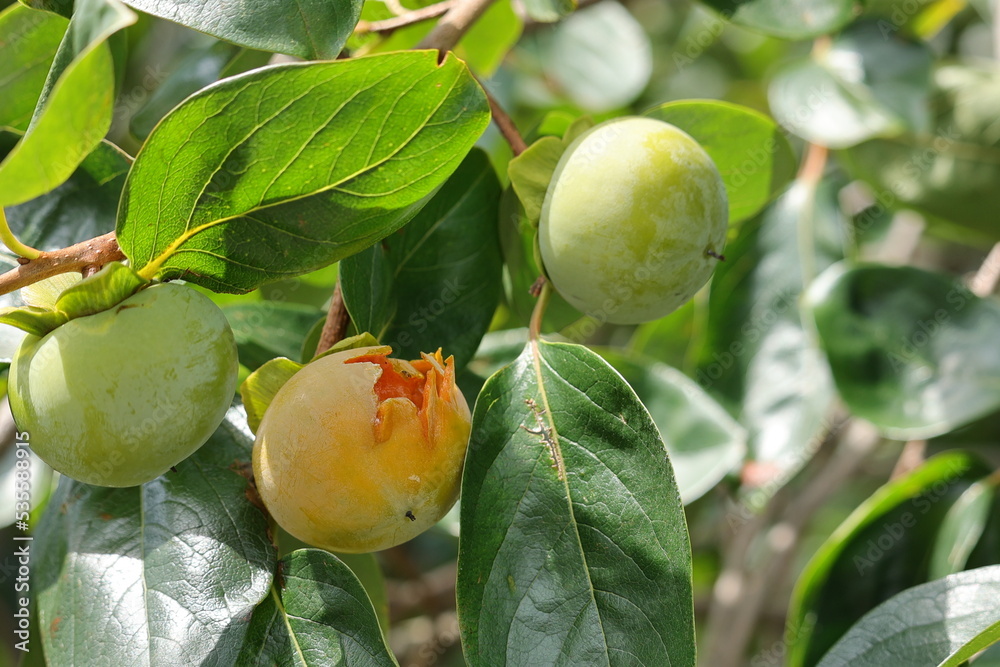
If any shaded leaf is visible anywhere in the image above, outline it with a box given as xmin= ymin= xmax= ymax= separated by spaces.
xmin=788 ymin=452 xmax=993 ymax=667
xmin=699 ymin=178 xmax=846 ymax=480
xmin=645 ymin=99 xmax=797 ymax=223
xmin=598 ymin=349 xmax=746 ymax=504
xmin=458 ymin=340 xmax=695 ymax=665
xmin=805 ymin=263 xmax=1000 ymax=439
xmin=223 ymin=301 xmax=324 ymax=370
xmin=497 ymin=188 xmax=582 ymax=331
xmin=340 ymin=149 xmax=502 ymax=370
xmin=129 ymin=38 xmax=243 ymax=141
xmin=117 ymin=51 xmax=490 ymax=294
xmin=35 ymin=405 xmax=276 ymax=666
xmin=931 ymin=477 xmax=998 ymax=579
xmin=816 ymin=566 xmax=1000 ymax=667
xmin=769 ymin=20 xmax=932 ymax=149
xmin=840 ymin=62 xmax=1000 ymax=244
xmin=3 ymin=136 xmax=129 ymax=252
xmin=237 ymin=549 xmax=397 ymax=666
xmin=27 ymin=0 xmax=363 ymax=60
xmin=0 ymin=0 xmax=135 ymax=207
xmin=520 ymin=0 xmax=575 ymax=23
xmin=521 ymin=2 xmax=651 ymax=112
xmin=699 ymin=0 xmax=854 ymax=39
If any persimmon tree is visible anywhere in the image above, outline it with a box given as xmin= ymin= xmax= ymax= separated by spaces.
xmin=1 ymin=0 xmax=999 ymax=665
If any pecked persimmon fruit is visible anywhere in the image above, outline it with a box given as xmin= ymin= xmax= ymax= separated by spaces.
xmin=8 ymin=283 xmax=239 ymax=487
xmin=539 ymin=116 xmax=728 ymax=324
xmin=252 ymin=345 xmax=472 ymax=553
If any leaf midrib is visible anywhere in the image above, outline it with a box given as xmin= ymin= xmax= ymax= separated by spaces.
xmin=139 ymin=62 xmax=459 ymax=280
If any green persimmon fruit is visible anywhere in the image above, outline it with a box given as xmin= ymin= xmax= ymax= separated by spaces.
xmin=9 ymin=283 xmax=239 ymax=487
xmin=539 ymin=116 xmax=728 ymax=324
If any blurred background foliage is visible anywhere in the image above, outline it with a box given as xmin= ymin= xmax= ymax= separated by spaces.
xmin=0 ymin=0 xmax=999 ymax=664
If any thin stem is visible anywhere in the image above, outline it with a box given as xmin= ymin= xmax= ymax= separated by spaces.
xmin=528 ymin=279 xmax=551 ymax=341
xmin=970 ymin=241 xmax=1000 ymax=297
xmin=0 ymin=231 xmax=125 ymax=296
xmin=354 ymin=0 xmax=456 ymax=35
xmin=416 ymin=0 xmax=498 ymax=53
xmin=795 ymin=143 xmax=828 ymax=289
xmin=314 ymin=282 xmax=351 ymax=357
xmin=0 ymin=208 xmax=41 ymax=260
xmin=482 ymin=84 xmax=527 ymax=156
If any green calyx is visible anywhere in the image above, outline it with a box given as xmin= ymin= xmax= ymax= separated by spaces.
xmin=0 ymin=261 xmax=150 ymax=337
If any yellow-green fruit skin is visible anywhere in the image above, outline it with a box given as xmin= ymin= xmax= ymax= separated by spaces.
xmin=252 ymin=346 xmax=472 ymax=554
xmin=8 ymin=283 xmax=239 ymax=487
xmin=539 ymin=116 xmax=728 ymax=324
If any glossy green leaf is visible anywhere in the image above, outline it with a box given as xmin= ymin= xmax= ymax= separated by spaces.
xmin=521 ymin=2 xmax=651 ymax=112
xmin=223 ymin=301 xmax=324 ymax=370
xmin=645 ymin=99 xmax=797 ymax=224
xmin=117 ymin=50 xmax=490 ymax=294
xmin=237 ymin=549 xmax=397 ymax=666
xmin=520 ymin=0 xmax=575 ymax=22
xmin=816 ymin=566 xmax=1000 ymax=667
xmin=699 ymin=178 xmax=845 ymax=479
xmin=340 ymin=149 xmax=502 ymax=370
xmin=841 ymin=62 xmax=1000 ymax=244
xmin=3 ymin=135 xmax=129 ymax=252
xmin=241 ymin=357 xmax=304 ymax=434
xmin=699 ymin=0 xmax=854 ymax=39
xmin=458 ymin=340 xmax=695 ymax=665
xmin=598 ymin=350 xmax=746 ymax=504
xmin=0 ymin=0 xmax=135 ymax=207
xmin=769 ymin=20 xmax=932 ymax=149
xmin=0 ymin=3 xmax=67 ymax=131
xmin=34 ymin=405 xmax=276 ymax=666
xmin=930 ymin=477 xmax=998 ymax=579
xmin=788 ymin=452 xmax=992 ymax=667
xmin=28 ymin=0 xmax=362 ymax=59
xmin=806 ymin=263 xmax=1000 ymax=439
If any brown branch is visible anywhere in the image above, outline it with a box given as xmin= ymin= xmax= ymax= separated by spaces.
xmin=354 ymin=0 xmax=456 ymax=35
xmin=314 ymin=282 xmax=351 ymax=357
xmin=416 ymin=0 xmax=498 ymax=53
xmin=483 ymin=85 xmax=527 ymax=156
xmin=0 ymin=231 xmax=125 ymax=296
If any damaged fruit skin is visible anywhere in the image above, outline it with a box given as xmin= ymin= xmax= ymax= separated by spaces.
xmin=252 ymin=345 xmax=472 ymax=553
xmin=539 ymin=116 xmax=728 ymax=324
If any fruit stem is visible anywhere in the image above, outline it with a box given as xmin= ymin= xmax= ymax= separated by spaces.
xmin=0 ymin=207 xmax=41 ymax=260
xmin=528 ymin=278 xmax=551 ymax=342
xmin=314 ymin=282 xmax=352 ymax=357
